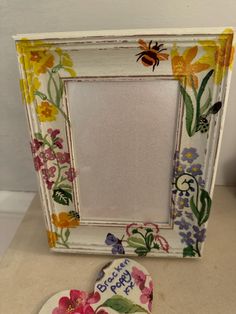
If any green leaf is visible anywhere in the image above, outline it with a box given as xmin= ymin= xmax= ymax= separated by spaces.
xmin=145 ymin=233 xmax=154 ymax=250
xmin=153 ymin=242 xmax=160 ymax=250
xmin=127 ymin=236 xmax=146 ymax=248
xmin=101 ymin=295 xmax=149 ymax=313
xmin=199 ymin=189 xmax=212 ymax=225
xmin=52 ymin=188 xmax=72 ymax=205
xmin=180 ymin=84 xmax=194 ymax=137
xmin=190 ymin=196 xmax=200 ymax=220
xmin=34 ymin=90 xmax=47 ymax=100
xmin=200 ymin=88 xmax=212 ymax=115
xmin=64 ymin=228 xmax=70 ymax=240
xmin=197 ymin=69 xmax=214 ymax=104
xmin=135 ymin=246 xmax=149 ymax=256
xmin=34 ymin=132 xmax=43 ymax=141
xmin=183 ymin=245 xmax=196 ymax=257
xmin=58 ymin=184 xmax=72 ymax=191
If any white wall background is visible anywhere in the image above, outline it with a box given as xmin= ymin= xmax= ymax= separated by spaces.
xmin=0 ymin=0 xmax=236 ymax=191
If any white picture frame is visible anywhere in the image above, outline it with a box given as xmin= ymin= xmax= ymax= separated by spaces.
xmin=14 ymin=27 xmax=235 ymax=257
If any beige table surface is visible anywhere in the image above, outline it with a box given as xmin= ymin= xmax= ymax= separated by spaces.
xmin=0 ymin=186 xmax=236 ymax=314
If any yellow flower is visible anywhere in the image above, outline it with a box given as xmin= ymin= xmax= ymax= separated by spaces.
xmin=56 ymin=48 xmax=77 ymax=77
xmin=52 ymin=212 xmax=80 ymax=228
xmin=36 ymin=101 xmax=58 ymax=122
xmin=198 ymin=28 xmax=235 ymax=84
xmin=20 ymin=74 xmax=41 ymax=104
xmin=171 ymin=45 xmax=210 ymax=89
xmin=16 ymin=38 xmax=54 ymax=76
xmin=47 ymin=230 xmax=58 ymax=248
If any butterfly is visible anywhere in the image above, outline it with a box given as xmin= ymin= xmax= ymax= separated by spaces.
xmin=105 ymin=233 xmax=125 ymax=254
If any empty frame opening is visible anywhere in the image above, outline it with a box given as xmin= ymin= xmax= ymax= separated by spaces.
xmin=66 ymin=79 xmax=180 ymax=226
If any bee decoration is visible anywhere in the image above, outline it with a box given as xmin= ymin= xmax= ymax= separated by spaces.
xmin=136 ymin=39 xmax=169 ymax=71
xmin=196 ymin=101 xmax=222 ymax=133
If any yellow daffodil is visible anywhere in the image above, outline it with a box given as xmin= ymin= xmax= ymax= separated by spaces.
xmin=198 ymin=28 xmax=235 ymax=84
xmin=16 ymin=38 xmax=54 ymax=75
xmin=171 ymin=45 xmax=210 ymax=89
xmin=56 ymin=48 xmax=77 ymax=77
xmin=36 ymin=101 xmax=58 ymax=122
xmin=47 ymin=230 xmax=58 ymax=248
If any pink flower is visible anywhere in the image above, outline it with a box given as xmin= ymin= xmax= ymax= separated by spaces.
xmin=54 ymin=138 xmax=63 ymax=149
xmin=155 ymin=235 xmax=170 ymax=253
xmin=56 ymin=152 xmax=70 ymax=164
xmin=140 ymin=281 xmax=153 ymax=312
xmin=126 ymin=223 xmax=159 ymax=237
xmin=42 ymin=166 xmax=56 ymax=180
xmin=33 ymin=156 xmax=43 ymax=171
xmin=65 ymin=167 xmax=76 ymax=182
xmin=131 ymin=267 xmax=146 ymax=290
xmin=44 ymin=148 xmax=56 ymax=160
xmin=46 ymin=180 xmax=54 ymax=190
xmin=49 ymin=128 xmax=60 ymax=139
xmin=52 ymin=290 xmax=101 ymax=314
xmin=30 ymin=139 xmax=43 ymax=154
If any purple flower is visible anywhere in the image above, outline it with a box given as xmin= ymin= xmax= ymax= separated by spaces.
xmin=179 ymin=231 xmax=194 ymax=246
xmin=175 ymin=218 xmax=191 ymax=230
xmin=174 ymin=161 xmax=186 ymax=176
xmin=177 ymin=197 xmax=189 ymax=209
xmin=193 ymin=226 xmax=206 ymax=243
xmin=174 ymin=210 xmax=183 ymax=218
xmin=185 ymin=211 xmax=194 ymax=221
xmin=187 ymin=164 xmax=203 ymax=176
xmin=198 ymin=177 xmax=205 ymax=188
xmin=181 ymin=148 xmax=199 ymax=163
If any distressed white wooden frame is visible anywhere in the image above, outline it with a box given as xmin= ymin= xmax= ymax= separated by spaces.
xmin=14 ymin=28 xmax=235 ymax=258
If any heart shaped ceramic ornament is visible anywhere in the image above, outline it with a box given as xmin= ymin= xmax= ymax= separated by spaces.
xmin=39 ymin=258 xmax=153 ymax=313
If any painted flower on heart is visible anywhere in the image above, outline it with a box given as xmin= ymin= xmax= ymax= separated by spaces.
xmin=52 ymin=290 xmax=102 ymax=314
xmin=199 ymin=28 xmax=235 ymax=84
xmin=52 ymin=211 xmax=80 ymax=229
xmin=140 ymin=281 xmax=153 ymax=312
xmin=131 ymin=267 xmax=147 ymax=290
xmin=36 ymin=101 xmax=58 ymax=122
xmin=171 ymin=45 xmax=210 ymax=89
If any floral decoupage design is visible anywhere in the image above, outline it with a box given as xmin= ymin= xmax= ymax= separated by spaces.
xmin=173 ymin=147 xmax=211 ymax=257
xmin=105 ymin=223 xmax=169 ymax=257
xmin=136 ymin=29 xmax=234 ymax=137
xmin=16 ymin=38 xmax=79 ymax=248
